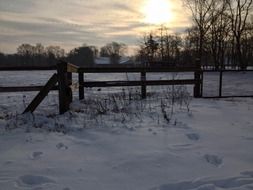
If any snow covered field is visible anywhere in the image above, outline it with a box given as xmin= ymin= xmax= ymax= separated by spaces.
xmin=0 ymin=71 xmax=253 ymax=190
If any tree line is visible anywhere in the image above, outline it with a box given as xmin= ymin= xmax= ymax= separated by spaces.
xmin=138 ymin=0 xmax=253 ymax=69
xmin=0 ymin=42 xmax=127 ymax=67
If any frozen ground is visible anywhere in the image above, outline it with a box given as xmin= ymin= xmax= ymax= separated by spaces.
xmin=0 ymin=71 xmax=253 ymax=190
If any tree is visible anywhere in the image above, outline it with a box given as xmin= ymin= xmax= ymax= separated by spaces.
xmin=17 ymin=44 xmax=35 ymax=65
xmin=46 ymin=46 xmax=64 ymax=59
xmin=184 ymin=0 xmax=227 ymax=66
xmin=46 ymin=46 xmax=65 ymax=65
xmin=163 ymin=34 xmax=182 ymax=65
xmin=67 ymin=45 xmax=94 ymax=66
xmin=227 ymin=0 xmax=253 ymax=69
xmin=207 ymin=7 xmax=230 ymax=69
xmin=241 ymin=17 xmax=253 ymax=67
xmin=33 ymin=43 xmax=46 ymax=65
xmin=17 ymin=44 xmax=35 ymax=56
xmin=139 ymin=33 xmax=159 ymax=63
xmin=100 ymin=42 xmax=127 ymax=64
xmin=139 ymin=28 xmax=183 ymax=66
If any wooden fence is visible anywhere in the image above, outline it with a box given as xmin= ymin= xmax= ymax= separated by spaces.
xmin=202 ymin=69 xmax=253 ymax=98
xmin=0 ymin=61 xmax=202 ymax=114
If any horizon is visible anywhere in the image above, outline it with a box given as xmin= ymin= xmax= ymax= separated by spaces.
xmin=0 ymin=0 xmax=191 ymax=54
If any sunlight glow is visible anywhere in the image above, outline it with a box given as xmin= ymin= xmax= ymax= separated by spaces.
xmin=141 ymin=0 xmax=173 ymax=25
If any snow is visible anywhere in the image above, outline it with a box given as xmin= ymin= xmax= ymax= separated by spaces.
xmin=0 ymin=71 xmax=253 ymax=190
xmin=94 ymin=57 xmax=132 ymax=65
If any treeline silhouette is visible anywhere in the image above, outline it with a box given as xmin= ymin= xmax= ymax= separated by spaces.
xmin=0 ymin=42 xmax=127 ymax=68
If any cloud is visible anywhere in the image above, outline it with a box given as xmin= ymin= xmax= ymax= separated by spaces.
xmin=0 ymin=0 xmax=190 ymax=54
xmin=0 ymin=0 xmax=36 ymax=14
xmin=111 ymin=2 xmax=139 ymax=14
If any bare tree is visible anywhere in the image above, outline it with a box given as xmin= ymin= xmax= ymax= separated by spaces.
xmin=207 ymin=2 xmax=230 ymax=69
xmin=184 ymin=0 xmax=226 ymax=66
xmin=100 ymin=42 xmax=127 ymax=64
xmin=67 ymin=45 xmax=95 ymax=66
xmin=227 ymin=0 xmax=253 ymax=69
xmin=17 ymin=44 xmax=35 ymax=56
xmin=139 ymin=29 xmax=183 ymax=66
xmin=241 ymin=16 xmax=253 ymax=66
xmin=139 ymin=33 xmax=159 ymax=64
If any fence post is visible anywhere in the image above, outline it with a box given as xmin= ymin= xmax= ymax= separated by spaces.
xmin=57 ymin=61 xmax=72 ymax=114
xmin=194 ymin=58 xmax=202 ymax=98
xmin=67 ymin=71 xmax=73 ymax=102
xmin=200 ymin=71 xmax=204 ymax=97
xmin=141 ymin=71 xmax=146 ymax=99
xmin=219 ymin=70 xmax=223 ymax=97
xmin=67 ymin=72 xmax=72 ymax=85
xmin=78 ymin=72 xmax=84 ymax=100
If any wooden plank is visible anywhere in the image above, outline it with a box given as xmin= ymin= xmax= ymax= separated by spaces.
xmin=202 ymin=95 xmax=253 ymax=99
xmin=202 ymin=69 xmax=253 ymax=72
xmin=141 ymin=72 xmax=146 ymax=99
xmin=77 ymin=66 xmax=198 ymax=73
xmin=200 ymin=71 xmax=204 ymax=97
xmin=219 ymin=71 xmax=223 ymax=97
xmin=78 ymin=73 xmax=84 ymax=100
xmin=81 ymin=79 xmax=198 ymax=88
xmin=0 ymin=86 xmax=58 ymax=92
xmin=194 ymin=59 xmax=201 ymax=98
xmin=0 ymin=66 xmax=56 ymax=71
xmin=67 ymin=63 xmax=79 ymax=73
xmin=57 ymin=61 xmax=70 ymax=114
xmin=23 ymin=74 xmax=58 ymax=113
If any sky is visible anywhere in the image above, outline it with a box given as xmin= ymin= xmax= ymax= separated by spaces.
xmin=0 ymin=0 xmax=191 ymax=54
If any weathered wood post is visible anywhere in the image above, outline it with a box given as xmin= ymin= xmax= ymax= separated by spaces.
xmin=194 ymin=58 xmax=202 ymax=98
xmin=219 ymin=70 xmax=223 ymax=97
xmin=200 ymin=71 xmax=204 ymax=97
xmin=141 ymin=71 xmax=146 ymax=99
xmin=57 ymin=61 xmax=72 ymax=114
xmin=67 ymin=71 xmax=73 ymax=101
xmin=78 ymin=72 xmax=84 ymax=100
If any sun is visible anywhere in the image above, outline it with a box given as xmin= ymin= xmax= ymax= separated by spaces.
xmin=141 ymin=0 xmax=173 ymax=25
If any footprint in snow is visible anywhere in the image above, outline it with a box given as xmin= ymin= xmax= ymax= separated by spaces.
xmin=204 ymin=154 xmax=223 ymax=167
xmin=186 ymin=133 xmax=200 ymax=141
xmin=30 ymin=152 xmax=43 ymax=160
xmin=56 ymin=143 xmax=68 ymax=150
xmin=18 ymin=175 xmax=55 ymax=186
xmin=242 ymin=136 xmax=253 ymax=141
xmin=173 ymin=144 xmax=192 ymax=148
xmin=32 ymin=187 xmax=43 ymax=190
xmin=4 ymin=160 xmax=13 ymax=165
xmin=150 ymin=172 xmax=253 ymax=190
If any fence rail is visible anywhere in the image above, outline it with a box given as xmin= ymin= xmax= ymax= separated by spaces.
xmin=76 ymin=66 xmax=199 ymax=73
xmin=0 ymin=86 xmax=58 ymax=92
xmin=0 ymin=66 xmax=56 ymax=71
xmin=80 ymin=79 xmax=199 ymax=88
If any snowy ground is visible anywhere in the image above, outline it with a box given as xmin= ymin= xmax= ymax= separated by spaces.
xmin=0 ymin=71 xmax=253 ymax=190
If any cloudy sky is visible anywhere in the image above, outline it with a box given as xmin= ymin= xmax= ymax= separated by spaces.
xmin=0 ymin=0 xmax=191 ymax=54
